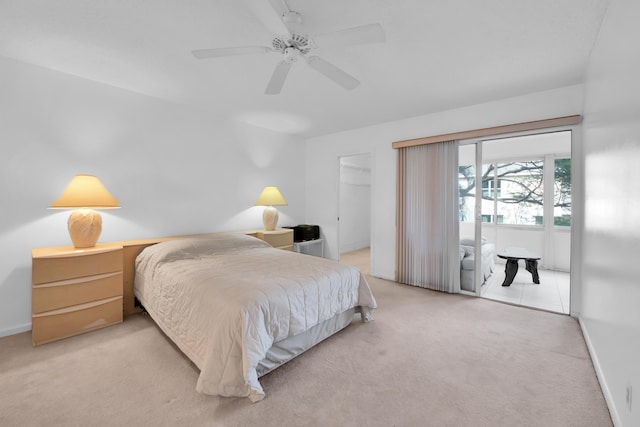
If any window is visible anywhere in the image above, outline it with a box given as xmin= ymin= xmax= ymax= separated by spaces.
xmin=490 ymin=160 xmax=544 ymax=225
xmin=554 ymin=158 xmax=571 ymax=226
xmin=481 ymin=214 xmax=504 ymax=223
xmin=458 ymin=165 xmax=475 ymax=222
xmin=482 ymin=177 xmax=501 ymax=198
xmin=460 ymin=160 xmax=546 ymax=225
xmin=458 ymin=141 xmax=571 ymax=227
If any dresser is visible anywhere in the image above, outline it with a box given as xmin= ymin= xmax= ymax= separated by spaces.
xmin=256 ymin=228 xmax=294 ymax=251
xmin=31 ymin=243 xmax=124 ymax=346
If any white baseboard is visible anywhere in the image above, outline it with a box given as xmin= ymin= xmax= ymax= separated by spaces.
xmin=0 ymin=322 xmax=31 ymax=338
xmin=373 ymin=273 xmax=395 ymax=281
xmin=578 ymin=316 xmax=620 ymax=427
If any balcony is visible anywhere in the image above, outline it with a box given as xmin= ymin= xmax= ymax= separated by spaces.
xmin=460 ymin=222 xmax=571 ymax=314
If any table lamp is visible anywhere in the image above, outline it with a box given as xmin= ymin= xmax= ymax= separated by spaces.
xmin=50 ymin=174 xmax=120 ymax=248
xmin=255 ymin=186 xmax=287 ymax=231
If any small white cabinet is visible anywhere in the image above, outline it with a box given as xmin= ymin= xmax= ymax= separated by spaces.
xmin=293 ymin=239 xmax=324 ymax=257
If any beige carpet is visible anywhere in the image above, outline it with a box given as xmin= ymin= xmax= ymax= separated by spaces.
xmin=0 ymin=249 xmax=611 ymax=426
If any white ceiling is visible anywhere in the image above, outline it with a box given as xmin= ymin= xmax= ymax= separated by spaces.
xmin=0 ymin=0 xmax=610 ymax=138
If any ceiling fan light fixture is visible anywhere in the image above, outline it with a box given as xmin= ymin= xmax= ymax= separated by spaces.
xmin=282 ymin=10 xmax=302 ymax=26
xmin=284 ymin=47 xmax=301 ymax=62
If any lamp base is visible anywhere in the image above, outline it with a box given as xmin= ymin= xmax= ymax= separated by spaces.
xmin=262 ymin=206 xmax=279 ymax=231
xmin=68 ymin=208 xmax=102 ymax=248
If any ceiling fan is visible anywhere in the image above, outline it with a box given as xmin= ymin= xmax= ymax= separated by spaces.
xmin=191 ymin=0 xmax=386 ymax=95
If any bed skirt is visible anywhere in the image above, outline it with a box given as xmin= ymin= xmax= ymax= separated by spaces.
xmin=257 ymin=307 xmax=358 ymax=377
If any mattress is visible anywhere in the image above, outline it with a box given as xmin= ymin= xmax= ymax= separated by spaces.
xmin=134 ymin=232 xmax=377 ymax=401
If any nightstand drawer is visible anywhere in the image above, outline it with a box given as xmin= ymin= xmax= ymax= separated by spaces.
xmin=267 ymin=232 xmax=292 ymax=247
xmin=257 ymin=230 xmax=293 ymax=249
xmin=32 ymin=296 xmax=122 ymax=346
xmin=32 ymin=272 xmax=123 ymax=314
xmin=32 ymin=248 xmax=122 ymax=285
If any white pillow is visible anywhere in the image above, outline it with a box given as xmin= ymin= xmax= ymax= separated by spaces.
xmin=138 ymin=233 xmax=271 ymax=265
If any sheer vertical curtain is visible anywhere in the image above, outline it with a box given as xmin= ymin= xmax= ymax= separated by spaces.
xmin=396 ymin=141 xmax=460 ymax=293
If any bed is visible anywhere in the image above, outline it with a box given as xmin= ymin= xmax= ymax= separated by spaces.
xmin=133 ymin=232 xmax=377 ymax=402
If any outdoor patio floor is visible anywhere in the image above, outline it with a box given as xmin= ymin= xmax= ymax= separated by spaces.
xmin=481 ymin=264 xmax=570 ymax=314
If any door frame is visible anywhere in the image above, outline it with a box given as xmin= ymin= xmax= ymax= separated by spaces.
xmin=458 ymin=127 xmax=577 ymax=313
xmin=337 ymin=153 xmax=373 ymax=263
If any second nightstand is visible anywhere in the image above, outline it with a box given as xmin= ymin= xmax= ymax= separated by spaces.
xmin=256 ymin=229 xmax=294 ymax=251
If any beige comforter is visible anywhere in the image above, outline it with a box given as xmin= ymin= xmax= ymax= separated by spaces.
xmin=134 ymin=233 xmax=376 ymax=401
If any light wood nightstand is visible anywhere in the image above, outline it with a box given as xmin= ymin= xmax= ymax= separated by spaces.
xmin=256 ymin=229 xmax=294 ymax=251
xmin=31 ymin=243 xmax=124 ymax=346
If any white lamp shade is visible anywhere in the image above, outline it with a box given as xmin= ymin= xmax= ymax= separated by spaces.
xmin=255 ymin=186 xmax=287 ymax=207
xmin=51 ymin=174 xmax=120 ymax=209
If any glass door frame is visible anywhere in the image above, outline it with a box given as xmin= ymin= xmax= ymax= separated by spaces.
xmin=458 ymin=139 xmax=483 ymax=296
xmin=460 ymin=127 xmax=576 ymax=309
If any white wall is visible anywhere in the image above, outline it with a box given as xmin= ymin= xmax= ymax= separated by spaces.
xmin=0 ymin=56 xmax=305 ymax=337
xmin=306 ymin=85 xmax=584 ymax=280
xmin=305 ymin=130 xmax=395 ymax=278
xmin=580 ymin=0 xmax=640 ymax=425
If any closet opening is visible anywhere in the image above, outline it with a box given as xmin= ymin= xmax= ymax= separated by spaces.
xmin=338 ymin=154 xmax=372 ymax=275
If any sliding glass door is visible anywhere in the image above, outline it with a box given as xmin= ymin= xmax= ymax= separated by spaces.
xmin=458 ymin=141 xmax=483 ymax=295
xmin=461 ymin=130 xmax=572 ymax=313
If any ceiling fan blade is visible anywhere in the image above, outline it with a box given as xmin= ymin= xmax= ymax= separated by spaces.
xmin=267 ymin=0 xmax=290 ymax=19
xmin=265 ymin=61 xmax=293 ymax=95
xmin=245 ymin=0 xmax=289 ymax=35
xmin=314 ymin=23 xmax=386 ymax=49
xmin=307 ymin=56 xmax=359 ymax=90
xmin=192 ymin=46 xmax=271 ymax=59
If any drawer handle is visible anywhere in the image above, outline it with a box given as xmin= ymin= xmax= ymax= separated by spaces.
xmin=33 ymin=272 xmax=122 ymax=288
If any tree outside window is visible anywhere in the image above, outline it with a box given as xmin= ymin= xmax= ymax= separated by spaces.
xmin=554 ymin=158 xmax=571 ymax=226
xmin=459 ymin=158 xmax=571 ymax=226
